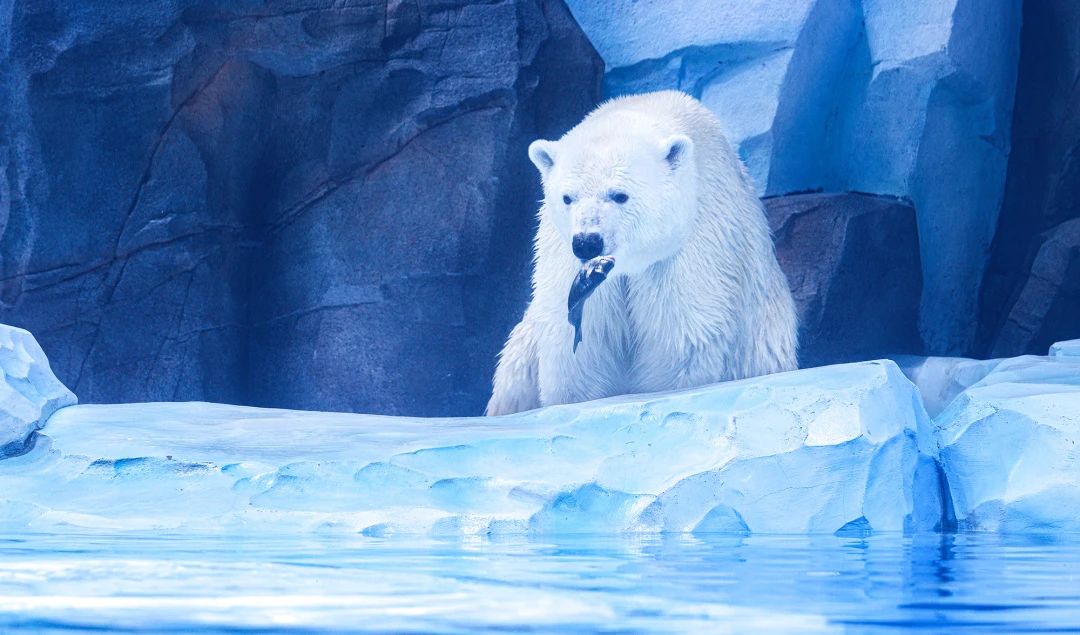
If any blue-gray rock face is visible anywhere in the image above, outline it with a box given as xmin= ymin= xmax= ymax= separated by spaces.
xmin=0 ymin=0 xmax=603 ymax=415
xmin=982 ymin=220 xmax=1080 ymax=358
xmin=978 ymin=0 xmax=1080 ymax=358
xmin=0 ymin=324 xmax=75 ymax=457
xmin=564 ymin=0 xmax=1023 ymax=357
xmin=3 ymin=0 xmax=1072 ymax=416
xmin=765 ymin=193 xmax=922 ymax=368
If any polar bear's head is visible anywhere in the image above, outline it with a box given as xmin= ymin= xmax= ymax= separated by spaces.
xmin=528 ymin=115 xmax=699 ymax=275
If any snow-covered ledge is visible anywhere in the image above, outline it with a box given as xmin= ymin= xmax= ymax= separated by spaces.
xmin=0 ymin=325 xmax=76 ymax=458
xmin=1050 ymin=339 xmax=1080 ymax=359
xmin=3 ymin=322 xmax=1080 ymax=536
xmin=1 ymin=360 xmax=941 ymax=536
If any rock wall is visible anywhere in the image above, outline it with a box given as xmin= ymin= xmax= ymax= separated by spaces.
xmin=765 ymin=193 xmax=922 ymax=368
xmin=0 ymin=0 xmax=603 ymax=415
xmin=977 ymin=0 xmax=1080 ymax=358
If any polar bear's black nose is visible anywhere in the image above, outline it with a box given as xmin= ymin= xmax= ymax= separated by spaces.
xmin=572 ymin=233 xmax=604 ymax=261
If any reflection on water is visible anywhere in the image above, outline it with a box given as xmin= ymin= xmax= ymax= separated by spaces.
xmin=0 ymin=532 xmax=1078 ymax=633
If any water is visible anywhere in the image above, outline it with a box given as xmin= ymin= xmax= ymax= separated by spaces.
xmin=1 ymin=533 xmax=1078 ymax=633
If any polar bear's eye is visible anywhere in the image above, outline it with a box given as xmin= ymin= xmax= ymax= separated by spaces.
xmin=562 ymin=194 xmax=573 ymax=205
xmin=610 ymin=191 xmax=629 ymax=204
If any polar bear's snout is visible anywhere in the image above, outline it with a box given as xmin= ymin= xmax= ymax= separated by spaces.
xmin=572 ymin=232 xmax=604 ymax=261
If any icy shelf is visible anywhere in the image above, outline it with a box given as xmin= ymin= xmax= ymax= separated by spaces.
xmin=894 ymin=355 xmax=1003 ymax=418
xmin=933 ymin=353 xmax=1080 ymax=532
xmin=0 ymin=325 xmax=76 ymax=458
xmin=1050 ymin=339 xmax=1080 ymax=359
xmin=7 ymin=333 xmax=1080 ymax=536
xmin=0 ymin=360 xmax=943 ymax=536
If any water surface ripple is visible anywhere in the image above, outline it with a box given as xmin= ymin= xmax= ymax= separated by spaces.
xmin=1 ymin=532 xmax=1078 ymax=633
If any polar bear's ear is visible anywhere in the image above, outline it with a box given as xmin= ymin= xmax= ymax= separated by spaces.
xmin=661 ymin=134 xmax=693 ymax=170
xmin=528 ymin=139 xmax=557 ymax=176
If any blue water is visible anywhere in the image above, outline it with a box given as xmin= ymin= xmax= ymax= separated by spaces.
xmin=1 ymin=533 xmax=1079 ymax=633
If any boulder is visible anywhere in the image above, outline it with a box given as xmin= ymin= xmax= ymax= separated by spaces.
xmin=0 ymin=0 xmax=602 ymax=416
xmin=0 ymin=324 xmax=75 ymax=457
xmin=0 ymin=360 xmax=942 ymax=535
xmin=765 ymin=193 xmax=922 ymax=368
xmin=984 ymin=219 xmax=1080 ymax=358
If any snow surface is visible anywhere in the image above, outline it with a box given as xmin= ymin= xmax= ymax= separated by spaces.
xmin=5 ymin=333 xmax=1080 ymax=535
xmin=894 ymin=355 xmax=1003 ymax=418
xmin=1049 ymin=339 xmax=1080 ymax=359
xmin=0 ymin=325 xmax=76 ymax=458
xmin=0 ymin=360 xmax=943 ymax=536
xmin=932 ymin=353 xmax=1080 ymax=532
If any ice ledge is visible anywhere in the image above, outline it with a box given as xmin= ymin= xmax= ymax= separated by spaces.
xmin=931 ymin=351 xmax=1080 ymax=532
xmin=1049 ymin=339 xmax=1080 ymax=359
xmin=3 ymin=331 xmax=1080 ymax=536
xmin=0 ymin=325 xmax=77 ymax=458
xmin=0 ymin=360 xmax=943 ymax=536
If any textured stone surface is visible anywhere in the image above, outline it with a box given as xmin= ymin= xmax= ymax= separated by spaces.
xmin=565 ymin=0 xmax=1022 ymax=357
xmin=0 ymin=0 xmax=602 ymax=416
xmin=983 ymin=220 xmax=1080 ymax=358
xmin=0 ymin=360 xmax=939 ymax=535
xmin=978 ymin=0 xmax=1080 ymax=358
xmin=0 ymin=324 xmax=75 ymax=457
xmin=765 ymin=193 xmax=923 ymax=368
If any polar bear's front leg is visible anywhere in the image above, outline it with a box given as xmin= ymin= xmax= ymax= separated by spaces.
xmin=485 ymin=316 xmax=541 ymax=416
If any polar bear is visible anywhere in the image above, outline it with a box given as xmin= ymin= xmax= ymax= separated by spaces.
xmin=486 ymin=91 xmax=797 ymax=416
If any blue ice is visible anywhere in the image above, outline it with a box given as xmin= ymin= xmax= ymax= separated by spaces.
xmin=4 ymin=324 xmax=1080 ymax=537
xmin=0 ymin=359 xmax=939 ymax=536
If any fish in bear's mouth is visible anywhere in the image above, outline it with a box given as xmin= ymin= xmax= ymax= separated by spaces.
xmin=567 ymin=255 xmax=616 ymax=353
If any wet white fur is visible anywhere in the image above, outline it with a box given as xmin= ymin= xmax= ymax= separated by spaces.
xmin=486 ymin=91 xmax=797 ymax=415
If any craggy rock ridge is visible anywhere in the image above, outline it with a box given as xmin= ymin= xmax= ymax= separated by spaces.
xmin=565 ymin=0 xmax=1024 ymax=357
xmin=977 ymin=0 xmax=1080 ymax=358
xmin=765 ymin=193 xmax=922 ymax=368
xmin=4 ymin=324 xmax=1080 ymax=535
xmin=0 ymin=0 xmax=603 ymax=416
